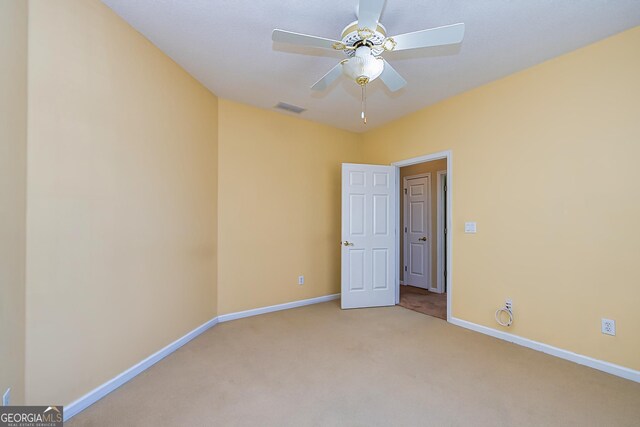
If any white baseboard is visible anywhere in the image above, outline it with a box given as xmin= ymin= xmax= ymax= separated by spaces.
xmin=64 ymin=293 xmax=340 ymax=421
xmin=449 ymin=317 xmax=639 ymax=383
xmin=217 ymin=294 xmax=340 ymax=323
xmin=65 ymin=296 xmax=636 ymax=422
xmin=64 ymin=316 xmax=219 ymax=421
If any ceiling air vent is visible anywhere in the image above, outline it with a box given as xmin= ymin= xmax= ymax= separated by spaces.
xmin=274 ymin=102 xmax=306 ymax=114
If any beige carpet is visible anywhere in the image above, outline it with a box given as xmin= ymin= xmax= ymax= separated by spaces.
xmin=399 ymin=285 xmax=447 ymax=319
xmin=68 ymin=301 xmax=640 ymax=426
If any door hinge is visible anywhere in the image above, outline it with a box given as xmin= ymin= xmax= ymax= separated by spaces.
xmin=404 ymin=266 xmax=407 ymax=272
xmin=404 ymin=188 xmax=407 ymax=194
xmin=404 ymin=227 xmax=407 ymax=233
xmin=444 ymin=227 xmax=447 ymax=235
xmin=444 ymin=185 xmax=447 ymax=192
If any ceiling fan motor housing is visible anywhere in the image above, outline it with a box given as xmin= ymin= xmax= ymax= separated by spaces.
xmin=340 ymin=21 xmax=387 ymax=56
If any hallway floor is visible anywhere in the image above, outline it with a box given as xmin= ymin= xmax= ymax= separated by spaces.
xmin=399 ymin=284 xmax=447 ymax=319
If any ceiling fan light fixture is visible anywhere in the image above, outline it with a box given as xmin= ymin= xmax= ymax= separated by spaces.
xmin=341 ymin=47 xmax=383 ymax=126
xmin=341 ymin=46 xmax=384 ymax=85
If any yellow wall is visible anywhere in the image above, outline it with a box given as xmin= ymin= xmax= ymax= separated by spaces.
xmin=5 ymin=1 xmax=637 ymax=410
xmin=217 ymin=99 xmax=361 ymax=314
xmin=0 ymin=0 xmax=28 ymax=405
xmin=400 ymin=160 xmax=447 ymax=287
xmin=25 ymin=0 xmax=219 ymax=405
xmin=363 ymin=27 xmax=640 ymax=370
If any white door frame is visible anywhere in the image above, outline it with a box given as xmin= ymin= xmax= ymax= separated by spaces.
xmin=393 ymin=150 xmax=452 ymax=321
xmin=402 ymin=173 xmax=432 ymax=290
xmin=436 ymin=170 xmax=447 ymax=294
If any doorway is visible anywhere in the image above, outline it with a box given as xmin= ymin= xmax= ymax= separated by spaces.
xmin=339 ymin=151 xmax=452 ymax=320
xmin=395 ymin=153 xmax=450 ymax=320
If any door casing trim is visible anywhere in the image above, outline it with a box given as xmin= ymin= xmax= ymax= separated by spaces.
xmin=436 ymin=170 xmax=447 ymax=294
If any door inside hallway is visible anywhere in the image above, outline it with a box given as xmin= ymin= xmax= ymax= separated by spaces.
xmin=404 ymin=174 xmax=431 ymax=290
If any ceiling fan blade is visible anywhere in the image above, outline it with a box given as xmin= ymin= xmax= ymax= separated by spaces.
xmin=357 ymin=0 xmax=385 ymax=30
xmin=379 ymin=60 xmax=407 ymax=92
xmin=311 ymin=63 xmax=344 ymax=91
xmin=390 ymin=23 xmax=465 ymax=51
xmin=272 ymin=29 xmax=341 ymax=50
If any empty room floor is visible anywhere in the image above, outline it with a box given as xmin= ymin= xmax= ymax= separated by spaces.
xmin=68 ymin=301 xmax=640 ymax=426
xmin=399 ymin=284 xmax=447 ymax=319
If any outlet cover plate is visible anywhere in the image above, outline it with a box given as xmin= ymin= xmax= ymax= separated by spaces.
xmin=601 ymin=318 xmax=616 ymax=336
xmin=505 ymin=299 xmax=513 ymax=310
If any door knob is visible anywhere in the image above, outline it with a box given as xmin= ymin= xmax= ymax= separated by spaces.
xmin=341 ymin=241 xmax=354 ymax=246
xmin=419 ymin=237 xmax=427 ymax=241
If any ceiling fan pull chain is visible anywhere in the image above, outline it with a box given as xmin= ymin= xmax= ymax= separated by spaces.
xmin=361 ymin=84 xmax=367 ymax=125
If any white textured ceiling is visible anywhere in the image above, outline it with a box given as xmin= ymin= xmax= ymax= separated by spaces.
xmin=102 ymin=0 xmax=640 ymax=132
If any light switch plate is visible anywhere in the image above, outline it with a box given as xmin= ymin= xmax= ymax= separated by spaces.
xmin=464 ymin=222 xmax=477 ymax=233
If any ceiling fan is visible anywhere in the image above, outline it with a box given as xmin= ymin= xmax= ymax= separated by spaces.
xmin=272 ymin=0 xmax=465 ymax=124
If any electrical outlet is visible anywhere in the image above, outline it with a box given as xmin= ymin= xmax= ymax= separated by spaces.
xmin=505 ymin=299 xmax=513 ymax=311
xmin=2 ymin=388 xmax=10 ymax=406
xmin=298 ymin=275 xmax=304 ymax=285
xmin=601 ymin=318 xmax=616 ymax=336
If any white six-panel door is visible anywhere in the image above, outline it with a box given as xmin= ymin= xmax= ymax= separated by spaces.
xmin=404 ymin=175 xmax=431 ymax=289
xmin=341 ymin=164 xmax=396 ymax=309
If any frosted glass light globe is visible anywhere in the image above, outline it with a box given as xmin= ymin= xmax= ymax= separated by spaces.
xmin=342 ymin=46 xmax=384 ymax=85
